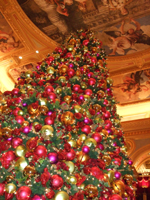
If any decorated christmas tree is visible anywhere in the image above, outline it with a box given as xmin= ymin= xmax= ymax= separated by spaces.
xmin=0 ymin=30 xmax=136 ymax=200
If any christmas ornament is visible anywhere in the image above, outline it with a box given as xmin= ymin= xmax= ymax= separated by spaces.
xmin=54 ymin=191 xmax=69 ymax=200
xmin=23 ymin=165 xmax=36 ymax=177
xmin=85 ymin=184 xmax=98 ymax=198
xmin=113 ymin=180 xmax=125 ymax=195
xmin=64 ymin=161 xmax=75 ymax=173
xmin=47 ymin=152 xmax=58 ymax=164
xmin=15 ymin=145 xmax=26 ymax=157
xmin=5 ymin=183 xmax=16 ymax=194
xmin=61 ymin=111 xmax=75 ymax=125
xmin=16 ymin=186 xmax=31 ymax=200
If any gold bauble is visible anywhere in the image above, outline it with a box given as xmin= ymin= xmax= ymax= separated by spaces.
xmin=55 ymin=87 xmax=62 ymax=94
xmin=84 ymin=95 xmax=90 ymax=102
xmin=2 ymin=106 xmax=11 ymax=114
xmin=47 ymin=67 xmax=55 ymax=74
xmin=78 ymin=183 xmax=85 ymax=190
xmin=69 ymin=39 xmax=77 ymax=45
xmin=97 ymin=90 xmax=105 ymax=98
xmin=41 ymin=125 xmax=54 ymax=139
xmin=76 ymin=70 xmax=81 ymax=76
xmin=83 ymin=110 xmax=91 ymax=118
xmin=18 ymin=110 xmax=24 ymax=116
xmin=2 ymin=127 xmax=12 ymax=139
xmin=85 ymin=184 xmax=98 ymax=198
xmin=102 ymin=129 xmax=108 ymax=138
xmin=121 ymin=146 xmax=127 ymax=154
xmin=71 ymin=125 xmax=78 ymax=135
xmin=84 ymin=138 xmax=97 ymax=147
xmin=25 ymin=70 xmax=32 ymax=78
xmin=77 ymin=139 xmax=82 ymax=147
xmin=26 ymin=84 xmax=32 ymax=89
xmin=5 ymin=183 xmax=16 ymax=194
xmin=67 ymin=45 xmax=74 ymax=51
xmin=93 ymin=104 xmax=102 ymax=112
xmin=39 ymin=105 xmax=48 ymax=114
xmin=81 ymin=82 xmax=87 ymax=89
xmin=58 ymin=76 xmax=66 ymax=83
xmin=59 ymin=65 xmax=68 ymax=75
xmin=92 ymin=47 xmax=97 ymax=52
xmin=27 ymin=104 xmax=39 ymax=115
xmin=6 ymin=176 xmax=14 ymax=183
xmin=79 ymin=134 xmax=87 ymax=141
xmin=123 ymin=174 xmax=133 ymax=185
xmin=22 ymin=121 xmax=29 ymax=127
xmin=61 ymin=111 xmax=75 ymax=125
xmin=68 ymin=140 xmax=77 ymax=148
xmin=108 ymin=170 xmax=115 ymax=183
xmin=15 ymin=157 xmax=28 ymax=171
xmin=26 ymin=137 xmax=39 ymax=152
xmin=64 ymin=95 xmax=72 ymax=104
xmin=39 ymin=98 xmax=47 ymax=106
xmin=69 ymin=176 xmax=77 ymax=185
xmin=23 ymin=165 xmax=36 ymax=177
xmin=112 ymin=180 xmax=125 ymax=195
xmin=74 ymin=105 xmax=83 ymax=113
xmin=54 ymin=191 xmax=69 ymax=200
xmin=72 ymin=75 xmax=80 ymax=82
xmin=77 ymin=151 xmax=90 ymax=164
xmin=102 ymin=155 xmax=111 ymax=166
xmin=107 ymin=77 xmax=113 ymax=85
xmin=103 ymin=174 xmax=109 ymax=183
xmin=84 ymin=46 xmax=88 ymax=52
xmin=65 ymin=161 xmax=75 ymax=173
xmin=15 ymin=145 xmax=26 ymax=157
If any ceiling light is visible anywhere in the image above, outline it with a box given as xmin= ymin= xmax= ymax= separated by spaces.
xmin=36 ymin=50 xmax=39 ymax=53
xmin=19 ymin=56 xmax=22 ymax=59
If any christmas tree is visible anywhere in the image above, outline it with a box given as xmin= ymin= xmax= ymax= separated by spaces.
xmin=0 ymin=30 xmax=136 ymax=200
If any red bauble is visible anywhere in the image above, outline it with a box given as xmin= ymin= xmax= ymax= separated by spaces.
xmin=83 ymin=39 xmax=89 ymax=46
xmin=92 ymin=133 xmax=102 ymax=143
xmin=0 ymin=183 xmax=5 ymax=196
xmin=51 ymin=175 xmax=63 ymax=190
xmin=5 ymin=193 xmax=14 ymax=200
xmin=44 ymin=116 xmax=54 ymax=125
xmin=16 ymin=186 xmax=31 ymax=200
xmin=85 ymin=89 xmax=92 ymax=96
xmin=73 ymin=85 xmax=80 ymax=92
xmin=12 ymin=138 xmax=23 ymax=148
xmin=48 ymin=92 xmax=56 ymax=102
xmin=109 ymin=194 xmax=122 ymax=200
xmin=68 ymin=68 xmax=75 ymax=78
xmin=45 ymin=86 xmax=54 ymax=93
xmin=13 ymin=108 xmax=21 ymax=116
xmin=104 ymin=111 xmax=110 ymax=119
xmin=81 ymin=125 xmax=91 ymax=134
xmin=15 ymin=116 xmax=24 ymax=124
xmin=88 ymin=78 xmax=96 ymax=86
xmin=32 ymin=195 xmax=46 ymax=200
xmin=3 ymin=151 xmax=15 ymax=162
xmin=12 ymin=88 xmax=19 ymax=96
xmin=66 ymin=149 xmax=76 ymax=161
xmin=34 ymin=145 xmax=47 ymax=158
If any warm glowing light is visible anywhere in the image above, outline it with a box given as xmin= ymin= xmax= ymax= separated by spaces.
xmin=19 ymin=56 xmax=22 ymax=59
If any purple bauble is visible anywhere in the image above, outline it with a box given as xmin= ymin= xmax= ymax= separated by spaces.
xmin=128 ymin=160 xmax=133 ymax=165
xmin=47 ymin=111 xmax=53 ymax=116
xmin=23 ymin=126 xmax=30 ymax=134
xmin=115 ymin=171 xmax=121 ymax=179
xmin=84 ymin=118 xmax=89 ymax=124
xmin=79 ymin=95 xmax=84 ymax=101
xmin=82 ymin=146 xmax=90 ymax=154
xmin=22 ymin=102 xmax=27 ymax=107
xmin=48 ymin=152 xmax=58 ymax=164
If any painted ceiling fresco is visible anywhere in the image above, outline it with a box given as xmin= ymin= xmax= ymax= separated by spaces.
xmin=0 ymin=12 xmax=23 ymax=56
xmin=17 ymin=0 xmax=150 ymax=56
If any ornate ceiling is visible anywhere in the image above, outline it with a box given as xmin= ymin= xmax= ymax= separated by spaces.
xmin=0 ymin=0 xmax=150 ymax=174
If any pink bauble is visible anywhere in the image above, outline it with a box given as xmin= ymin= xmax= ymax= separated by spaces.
xmin=109 ymin=194 xmax=122 ymax=200
xmin=92 ymin=133 xmax=102 ymax=143
xmin=22 ymin=126 xmax=30 ymax=134
xmin=128 ymin=160 xmax=133 ymax=165
xmin=44 ymin=116 xmax=54 ymax=125
xmin=45 ymin=86 xmax=54 ymax=93
xmin=0 ymin=183 xmax=5 ymax=196
xmin=32 ymin=195 xmax=46 ymax=200
xmin=98 ymin=144 xmax=104 ymax=151
xmin=81 ymin=125 xmax=91 ymax=134
xmin=34 ymin=145 xmax=47 ymax=158
xmin=88 ymin=78 xmax=96 ymax=86
xmin=68 ymin=68 xmax=75 ymax=78
xmin=66 ymin=149 xmax=76 ymax=161
xmin=15 ymin=116 xmax=24 ymax=124
xmin=73 ymin=84 xmax=80 ymax=92
xmin=82 ymin=146 xmax=90 ymax=154
xmin=79 ymin=95 xmax=84 ymax=101
xmin=85 ymin=89 xmax=92 ymax=96
xmin=12 ymin=138 xmax=23 ymax=148
xmin=16 ymin=186 xmax=31 ymax=200
xmin=48 ymin=152 xmax=58 ymax=164
xmin=87 ymin=72 xmax=93 ymax=78
xmin=49 ymin=92 xmax=56 ymax=101
xmin=114 ymin=171 xmax=121 ymax=179
xmin=51 ymin=175 xmax=63 ymax=190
